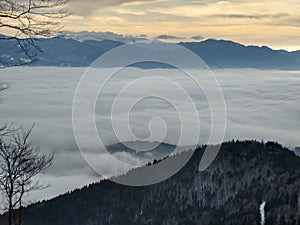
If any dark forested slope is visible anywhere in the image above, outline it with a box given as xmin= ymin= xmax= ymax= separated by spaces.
xmin=1 ymin=140 xmax=300 ymax=225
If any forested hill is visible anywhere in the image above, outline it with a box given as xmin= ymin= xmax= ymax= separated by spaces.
xmin=2 ymin=140 xmax=300 ymax=225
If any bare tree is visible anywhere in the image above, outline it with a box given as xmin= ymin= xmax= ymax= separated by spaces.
xmin=0 ymin=125 xmax=53 ymax=225
xmin=0 ymin=1 xmax=64 ymax=223
xmin=0 ymin=0 xmax=69 ymax=68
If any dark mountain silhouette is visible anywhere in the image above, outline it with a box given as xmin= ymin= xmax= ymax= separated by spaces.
xmin=107 ymin=141 xmax=176 ymax=156
xmin=1 ymin=36 xmax=300 ymax=69
xmin=0 ymin=37 xmax=123 ymax=67
xmin=180 ymin=39 xmax=300 ymax=69
xmin=2 ymin=140 xmax=300 ymax=225
xmin=107 ymin=141 xmax=177 ymax=166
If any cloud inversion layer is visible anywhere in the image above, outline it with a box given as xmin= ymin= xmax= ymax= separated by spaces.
xmin=0 ymin=67 xmax=299 ymax=201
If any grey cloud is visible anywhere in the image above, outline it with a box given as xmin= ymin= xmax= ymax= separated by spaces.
xmin=211 ymin=13 xmax=289 ymax=19
xmin=156 ymin=34 xmax=185 ymax=40
xmin=60 ymin=31 xmax=148 ymax=43
xmin=139 ymin=34 xmax=148 ymax=38
xmin=191 ymin=35 xmax=204 ymax=41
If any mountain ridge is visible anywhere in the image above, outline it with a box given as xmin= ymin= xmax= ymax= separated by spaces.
xmin=1 ymin=36 xmax=300 ymax=69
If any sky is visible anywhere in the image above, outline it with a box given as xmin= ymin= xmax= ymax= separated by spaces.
xmin=60 ymin=0 xmax=300 ymax=51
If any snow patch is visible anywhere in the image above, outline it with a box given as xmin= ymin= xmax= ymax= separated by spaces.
xmin=260 ymin=201 xmax=266 ymax=225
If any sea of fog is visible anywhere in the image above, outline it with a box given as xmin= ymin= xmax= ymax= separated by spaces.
xmin=0 ymin=67 xmax=299 ymax=201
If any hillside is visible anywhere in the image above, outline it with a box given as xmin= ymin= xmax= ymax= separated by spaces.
xmin=2 ymin=140 xmax=300 ymax=225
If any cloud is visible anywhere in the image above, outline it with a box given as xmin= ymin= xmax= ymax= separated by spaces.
xmin=139 ymin=34 xmax=148 ymax=38
xmin=113 ymin=8 xmax=147 ymax=16
xmin=1 ymin=66 xmax=299 ymax=201
xmin=191 ymin=35 xmax=204 ymax=41
xmin=60 ymin=31 xmax=148 ymax=43
xmin=156 ymin=34 xmax=185 ymax=40
xmin=211 ymin=13 xmax=289 ymax=19
xmin=70 ymin=0 xmax=158 ymax=7
xmin=69 ymin=0 xmax=159 ymax=16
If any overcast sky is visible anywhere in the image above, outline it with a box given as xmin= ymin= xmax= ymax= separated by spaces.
xmin=58 ymin=0 xmax=300 ymax=51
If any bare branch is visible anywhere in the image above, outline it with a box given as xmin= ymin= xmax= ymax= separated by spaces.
xmin=0 ymin=0 xmax=70 ymax=68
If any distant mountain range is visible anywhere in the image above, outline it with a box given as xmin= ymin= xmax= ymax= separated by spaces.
xmin=2 ymin=140 xmax=300 ymax=225
xmin=180 ymin=40 xmax=300 ymax=70
xmin=1 ymin=35 xmax=299 ymax=69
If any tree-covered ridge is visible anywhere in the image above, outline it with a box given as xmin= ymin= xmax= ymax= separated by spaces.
xmin=2 ymin=140 xmax=300 ymax=225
